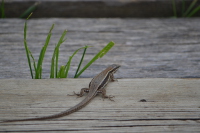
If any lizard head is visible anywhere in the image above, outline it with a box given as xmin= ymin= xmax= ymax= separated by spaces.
xmin=109 ymin=64 xmax=120 ymax=73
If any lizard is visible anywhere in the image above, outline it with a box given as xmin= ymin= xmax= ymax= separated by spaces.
xmin=1 ymin=64 xmax=120 ymax=122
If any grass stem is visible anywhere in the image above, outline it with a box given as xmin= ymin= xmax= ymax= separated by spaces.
xmin=0 ymin=0 xmax=5 ymax=18
xmin=24 ymin=13 xmax=34 ymax=78
xmin=74 ymin=45 xmax=89 ymax=78
xmin=75 ymin=41 xmax=115 ymax=78
xmin=183 ymin=0 xmax=198 ymax=17
xmin=35 ymin=24 xmax=54 ymax=79
xmin=172 ymin=0 xmax=177 ymax=17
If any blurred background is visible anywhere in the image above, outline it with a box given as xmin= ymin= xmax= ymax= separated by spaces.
xmin=2 ymin=0 xmax=200 ymax=18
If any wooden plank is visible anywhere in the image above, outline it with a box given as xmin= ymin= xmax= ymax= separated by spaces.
xmin=3 ymin=0 xmax=200 ymax=18
xmin=0 ymin=18 xmax=200 ymax=79
xmin=0 ymin=79 xmax=200 ymax=132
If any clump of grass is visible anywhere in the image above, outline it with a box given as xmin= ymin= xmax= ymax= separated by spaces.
xmin=0 ymin=0 xmax=5 ymax=18
xmin=24 ymin=13 xmax=115 ymax=79
xmin=172 ymin=0 xmax=200 ymax=17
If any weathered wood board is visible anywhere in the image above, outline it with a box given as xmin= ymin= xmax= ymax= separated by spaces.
xmin=0 ymin=18 xmax=200 ymax=79
xmin=0 ymin=79 xmax=200 ymax=132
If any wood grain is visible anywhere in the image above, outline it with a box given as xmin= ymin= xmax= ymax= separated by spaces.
xmin=0 ymin=79 xmax=200 ymax=132
xmin=0 ymin=18 xmax=200 ymax=79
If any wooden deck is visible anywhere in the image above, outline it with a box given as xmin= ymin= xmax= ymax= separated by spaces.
xmin=0 ymin=18 xmax=200 ymax=79
xmin=0 ymin=17 xmax=200 ymax=132
xmin=0 ymin=78 xmax=200 ymax=132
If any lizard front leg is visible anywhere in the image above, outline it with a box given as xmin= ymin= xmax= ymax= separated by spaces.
xmin=110 ymin=73 xmax=118 ymax=82
xmin=99 ymin=88 xmax=115 ymax=101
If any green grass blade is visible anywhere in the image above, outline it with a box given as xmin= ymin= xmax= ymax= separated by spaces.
xmin=26 ymin=12 xmax=33 ymax=20
xmin=0 ymin=0 xmax=5 ymax=18
xmin=28 ymin=49 xmax=36 ymax=72
xmin=35 ymin=24 xmax=54 ymax=79
xmin=187 ymin=6 xmax=200 ymax=17
xmin=55 ymin=47 xmax=59 ymax=78
xmin=63 ymin=56 xmax=72 ymax=78
xmin=61 ymin=65 xmax=66 ymax=78
xmin=50 ymin=44 xmax=57 ymax=78
xmin=183 ymin=0 xmax=198 ymax=17
xmin=182 ymin=0 xmax=186 ymax=17
xmin=39 ymin=65 xmax=42 ymax=79
xmin=35 ymin=47 xmax=44 ymax=78
xmin=50 ymin=30 xmax=67 ymax=78
xmin=57 ymin=66 xmax=61 ymax=78
xmin=24 ymin=14 xmax=34 ymax=78
xmin=20 ymin=2 xmax=39 ymax=18
xmin=55 ymin=30 xmax=67 ymax=78
xmin=58 ymin=65 xmax=65 ymax=78
xmin=75 ymin=41 xmax=115 ymax=78
xmin=74 ymin=45 xmax=89 ymax=78
xmin=171 ymin=0 xmax=177 ymax=18
xmin=63 ymin=46 xmax=89 ymax=78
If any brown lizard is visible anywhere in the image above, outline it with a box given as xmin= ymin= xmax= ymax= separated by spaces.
xmin=1 ymin=64 xmax=120 ymax=122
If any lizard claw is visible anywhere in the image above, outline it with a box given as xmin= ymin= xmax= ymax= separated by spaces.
xmin=111 ymin=79 xmax=118 ymax=82
xmin=108 ymin=95 xmax=115 ymax=101
xmin=67 ymin=91 xmax=76 ymax=96
xmin=102 ymin=95 xmax=115 ymax=102
xmin=68 ymin=91 xmax=81 ymax=97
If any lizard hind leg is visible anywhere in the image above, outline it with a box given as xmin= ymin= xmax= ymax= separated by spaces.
xmin=68 ymin=88 xmax=89 ymax=97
